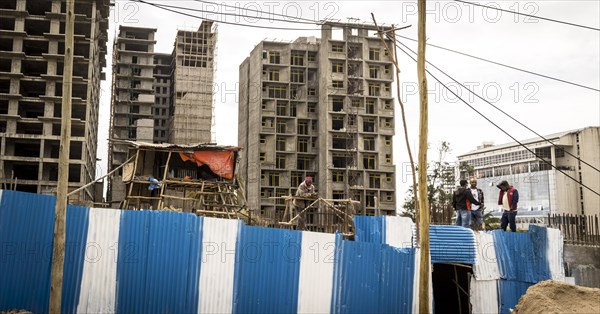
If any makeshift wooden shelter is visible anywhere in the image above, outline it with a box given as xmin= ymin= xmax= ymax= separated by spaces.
xmin=115 ymin=140 xmax=249 ymax=220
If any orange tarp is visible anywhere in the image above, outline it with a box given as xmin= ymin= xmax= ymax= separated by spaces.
xmin=179 ymin=151 xmax=235 ymax=179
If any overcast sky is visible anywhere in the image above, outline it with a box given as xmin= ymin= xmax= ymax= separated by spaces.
xmin=100 ymin=0 xmax=600 ymax=205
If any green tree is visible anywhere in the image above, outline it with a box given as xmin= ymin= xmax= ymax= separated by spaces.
xmin=401 ymin=142 xmax=455 ymax=224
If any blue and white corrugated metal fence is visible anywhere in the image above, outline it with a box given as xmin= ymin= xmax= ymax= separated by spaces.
xmin=354 ymin=215 xmax=565 ymax=314
xmin=0 ymin=190 xmax=419 ymax=313
xmin=0 ymin=190 xmax=565 ymax=313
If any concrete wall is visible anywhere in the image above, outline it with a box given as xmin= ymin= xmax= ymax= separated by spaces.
xmin=564 ymin=244 xmax=600 ymax=288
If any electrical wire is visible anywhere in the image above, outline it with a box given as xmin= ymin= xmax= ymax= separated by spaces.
xmin=390 ymin=37 xmax=600 ymax=197
xmin=395 ymin=35 xmax=600 ymax=92
xmin=131 ymin=0 xmax=322 ymax=31
xmin=454 ymin=0 xmax=600 ymax=32
xmin=151 ymin=0 xmax=320 ymax=25
xmin=192 ymin=0 xmax=322 ymax=24
xmin=135 ymin=0 xmax=599 ymax=93
xmin=390 ymin=34 xmax=600 ymax=173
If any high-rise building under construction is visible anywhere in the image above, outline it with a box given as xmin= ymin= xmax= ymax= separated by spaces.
xmin=107 ymin=21 xmax=216 ymax=204
xmin=239 ymin=22 xmax=397 ymax=217
xmin=0 ymin=0 xmax=109 ymax=202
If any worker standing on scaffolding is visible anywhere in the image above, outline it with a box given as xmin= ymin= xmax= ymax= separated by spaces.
xmin=294 ymin=176 xmax=317 ymax=230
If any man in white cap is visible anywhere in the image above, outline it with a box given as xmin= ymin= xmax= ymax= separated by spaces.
xmin=294 ymin=176 xmax=317 ymax=230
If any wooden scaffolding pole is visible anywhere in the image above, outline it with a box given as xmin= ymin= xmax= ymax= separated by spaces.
xmin=417 ymin=0 xmax=431 ymax=312
xmin=49 ymin=0 xmax=75 ymax=311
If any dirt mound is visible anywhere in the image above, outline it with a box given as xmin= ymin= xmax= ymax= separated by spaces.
xmin=513 ymin=280 xmax=600 ymax=314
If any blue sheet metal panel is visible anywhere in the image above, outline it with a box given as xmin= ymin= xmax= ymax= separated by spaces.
xmin=0 ymin=190 xmax=56 ymax=313
xmin=331 ymin=233 xmax=383 ymax=314
xmin=528 ymin=225 xmax=551 ymax=281
xmin=379 ymin=246 xmax=416 ymax=313
xmin=116 ymin=210 xmax=203 ymax=313
xmin=498 ymin=280 xmax=532 ymax=314
xmin=61 ymin=205 xmax=90 ymax=313
xmin=233 ymin=225 xmax=301 ymax=314
xmin=353 ymin=216 xmax=385 ymax=244
xmin=429 ymin=225 xmax=476 ymax=264
xmin=493 ymin=231 xmax=537 ymax=283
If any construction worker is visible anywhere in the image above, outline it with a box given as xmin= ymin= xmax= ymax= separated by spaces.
xmin=294 ymin=176 xmax=317 ymax=230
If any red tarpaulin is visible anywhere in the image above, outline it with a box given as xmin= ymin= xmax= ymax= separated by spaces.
xmin=179 ymin=151 xmax=235 ymax=179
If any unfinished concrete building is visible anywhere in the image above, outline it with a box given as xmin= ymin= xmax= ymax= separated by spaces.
xmin=239 ymin=22 xmax=397 ymax=219
xmin=169 ymin=21 xmax=217 ymax=145
xmin=0 ymin=0 xmax=109 ymax=202
xmin=108 ymin=26 xmax=156 ymax=203
xmin=108 ymin=22 xmax=217 ymax=205
xmin=153 ymin=53 xmax=172 ymax=143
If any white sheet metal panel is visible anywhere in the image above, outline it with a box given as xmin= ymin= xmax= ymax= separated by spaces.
xmin=297 ymin=231 xmax=335 ymax=314
xmin=546 ymin=227 xmax=565 ymax=281
xmin=198 ymin=217 xmax=240 ymax=313
xmin=470 ymin=278 xmax=499 ymax=314
xmin=385 ymin=216 xmax=414 ymax=248
xmin=77 ymin=208 xmax=121 ymax=313
xmin=411 ymin=248 xmax=434 ymax=314
xmin=473 ymin=232 xmax=501 ymax=280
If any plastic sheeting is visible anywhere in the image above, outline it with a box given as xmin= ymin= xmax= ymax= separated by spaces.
xmin=179 ymin=151 xmax=236 ymax=179
xmin=430 ymin=225 xmax=476 ymax=264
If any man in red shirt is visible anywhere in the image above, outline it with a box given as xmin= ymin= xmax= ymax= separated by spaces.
xmin=497 ymin=180 xmax=519 ymax=232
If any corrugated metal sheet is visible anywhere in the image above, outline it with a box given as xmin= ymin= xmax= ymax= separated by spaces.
xmin=493 ymin=231 xmax=538 ymax=283
xmin=379 ymin=246 xmax=415 ymax=313
xmin=498 ymin=280 xmax=532 ymax=314
xmin=0 ymin=190 xmax=56 ymax=313
xmin=232 ymin=225 xmax=301 ymax=313
xmin=384 ymin=216 xmax=414 ymax=248
xmin=430 ymin=225 xmax=476 ymax=264
xmin=470 ymin=278 xmax=499 ymax=314
xmin=331 ymin=234 xmax=416 ymax=313
xmin=543 ymin=227 xmax=565 ymax=281
xmin=116 ymin=210 xmax=203 ymax=313
xmin=297 ymin=231 xmax=335 ymax=314
xmin=473 ymin=232 xmax=501 ymax=280
xmin=76 ymin=207 xmax=122 ymax=313
xmin=353 ymin=216 xmax=385 ymax=244
xmin=199 ymin=217 xmax=241 ymax=313
xmin=61 ymin=205 xmax=90 ymax=313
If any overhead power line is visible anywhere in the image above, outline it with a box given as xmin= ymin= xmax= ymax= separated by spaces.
xmin=390 ymin=37 xmax=600 ymax=197
xmin=395 ymin=35 xmax=600 ymax=92
xmin=153 ymin=0 xmax=319 ymax=25
xmin=132 ymin=0 xmax=321 ymax=31
xmin=388 ymin=34 xmax=600 ymax=174
xmin=454 ymin=0 xmax=600 ymax=32
xmin=192 ymin=0 xmax=321 ymax=23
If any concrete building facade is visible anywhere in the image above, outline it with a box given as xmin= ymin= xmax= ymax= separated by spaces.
xmin=457 ymin=127 xmax=600 ymax=216
xmin=107 ymin=22 xmax=216 ymax=204
xmin=239 ymin=22 xmax=397 ymax=218
xmin=0 ymin=0 xmax=109 ymax=202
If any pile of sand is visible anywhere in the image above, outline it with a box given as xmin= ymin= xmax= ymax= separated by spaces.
xmin=513 ymin=280 xmax=600 ymax=314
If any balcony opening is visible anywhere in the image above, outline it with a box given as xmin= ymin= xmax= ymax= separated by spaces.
xmin=17 ymin=100 xmax=44 ymax=118
xmin=24 ymin=19 xmax=50 ymax=36
xmin=27 ymin=0 xmax=52 ymax=16
xmin=20 ymin=80 xmax=46 ymax=97
xmin=14 ymin=140 xmax=40 ymax=158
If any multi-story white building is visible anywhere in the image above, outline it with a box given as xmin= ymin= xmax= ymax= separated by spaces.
xmin=457 ymin=127 xmax=600 ymax=216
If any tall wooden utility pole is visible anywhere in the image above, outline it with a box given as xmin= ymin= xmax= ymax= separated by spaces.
xmin=417 ymin=0 xmax=431 ymax=313
xmin=49 ymin=0 xmax=75 ymax=311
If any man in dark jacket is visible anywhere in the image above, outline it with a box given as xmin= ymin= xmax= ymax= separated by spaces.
xmin=453 ymin=179 xmax=482 ymax=228
xmin=497 ymin=180 xmax=519 ymax=232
